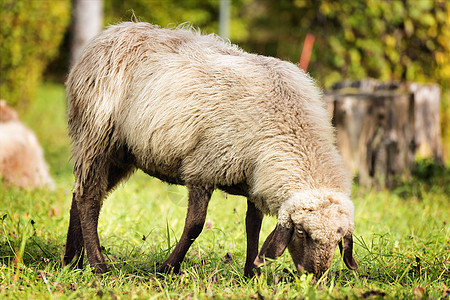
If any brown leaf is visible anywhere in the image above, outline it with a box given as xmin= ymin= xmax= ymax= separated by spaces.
xmin=414 ymin=286 xmax=425 ymax=298
xmin=442 ymin=282 xmax=449 ymax=295
xmin=55 ymin=283 xmax=65 ymax=294
xmin=48 ymin=207 xmax=60 ymax=217
xmin=221 ymin=252 xmax=233 ymax=264
xmin=361 ymin=290 xmax=386 ymax=298
xmin=205 ymin=220 xmax=212 ymax=229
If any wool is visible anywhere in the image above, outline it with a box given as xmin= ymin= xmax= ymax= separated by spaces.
xmin=67 ymin=22 xmax=351 ymax=205
xmin=66 ymin=22 xmax=356 ymax=276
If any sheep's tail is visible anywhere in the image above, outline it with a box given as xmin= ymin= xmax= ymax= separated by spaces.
xmin=67 ymin=104 xmax=116 ymax=195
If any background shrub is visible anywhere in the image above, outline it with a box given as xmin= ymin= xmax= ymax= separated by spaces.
xmin=0 ymin=0 xmax=71 ymax=108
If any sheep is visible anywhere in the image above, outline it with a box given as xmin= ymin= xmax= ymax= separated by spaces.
xmin=0 ymin=100 xmax=55 ymax=190
xmin=64 ymin=22 xmax=358 ymax=278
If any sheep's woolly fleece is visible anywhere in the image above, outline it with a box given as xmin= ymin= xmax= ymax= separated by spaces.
xmin=67 ymin=22 xmax=352 ymax=218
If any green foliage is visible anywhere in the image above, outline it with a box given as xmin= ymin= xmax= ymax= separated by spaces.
xmin=0 ymin=0 xmax=71 ymax=107
xmin=104 ymin=0 xmax=250 ymax=42
xmin=102 ymin=0 xmax=449 ymax=91
xmin=0 ymin=83 xmax=449 ymax=298
xmin=240 ymin=0 xmax=450 ymax=90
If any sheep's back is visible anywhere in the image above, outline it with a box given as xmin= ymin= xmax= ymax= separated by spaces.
xmin=118 ymin=50 xmax=275 ymax=186
xmin=66 ymin=22 xmax=351 ymax=208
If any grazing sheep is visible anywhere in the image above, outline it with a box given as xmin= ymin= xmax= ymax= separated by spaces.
xmin=0 ymin=100 xmax=55 ymax=190
xmin=64 ymin=22 xmax=358 ymax=277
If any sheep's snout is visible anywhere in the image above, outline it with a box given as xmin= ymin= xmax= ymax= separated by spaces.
xmin=252 ymin=224 xmax=351 ymax=277
xmin=287 ymin=232 xmax=336 ymax=277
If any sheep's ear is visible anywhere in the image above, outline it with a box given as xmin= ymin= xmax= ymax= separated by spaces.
xmin=254 ymin=225 xmax=293 ymax=267
xmin=339 ymin=234 xmax=358 ymax=270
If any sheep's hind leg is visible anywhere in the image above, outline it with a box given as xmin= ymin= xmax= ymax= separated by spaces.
xmin=78 ymin=158 xmax=135 ymax=273
xmin=159 ymin=184 xmax=213 ymax=274
xmin=63 ymin=194 xmax=85 ymax=269
xmin=75 ymin=184 xmax=108 ymax=273
xmin=68 ymin=158 xmax=110 ymax=274
xmin=244 ymin=200 xmax=264 ymax=277
xmin=64 ymin=150 xmax=134 ymax=273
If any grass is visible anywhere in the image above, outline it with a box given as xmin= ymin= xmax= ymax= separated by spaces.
xmin=1 ymin=83 xmax=449 ymax=299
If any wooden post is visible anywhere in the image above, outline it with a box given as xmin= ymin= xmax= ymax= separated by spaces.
xmin=298 ymin=34 xmax=315 ymax=72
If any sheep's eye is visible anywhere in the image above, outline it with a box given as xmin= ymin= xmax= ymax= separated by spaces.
xmin=296 ymin=227 xmax=305 ymax=236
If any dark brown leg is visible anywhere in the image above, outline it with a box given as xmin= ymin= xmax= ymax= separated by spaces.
xmin=64 ymin=155 xmax=110 ymax=274
xmin=76 ymin=182 xmax=108 ymax=273
xmin=244 ymin=200 xmax=264 ymax=277
xmin=63 ymin=194 xmax=84 ymax=268
xmin=64 ymin=157 xmax=134 ymax=273
xmin=159 ymin=185 xmax=213 ymax=274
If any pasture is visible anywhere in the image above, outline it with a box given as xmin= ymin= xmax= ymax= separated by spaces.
xmin=1 ymin=83 xmax=449 ymax=299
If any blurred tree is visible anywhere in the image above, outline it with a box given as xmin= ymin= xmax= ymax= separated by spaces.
xmin=0 ymin=0 xmax=71 ymax=107
xmin=71 ymin=0 xmax=104 ymax=67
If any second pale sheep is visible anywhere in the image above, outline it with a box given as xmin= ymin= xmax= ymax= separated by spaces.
xmin=0 ymin=100 xmax=55 ymax=190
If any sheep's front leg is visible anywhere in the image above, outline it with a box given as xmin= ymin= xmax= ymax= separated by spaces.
xmin=244 ymin=200 xmax=264 ymax=277
xmin=63 ymin=194 xmax=84 ymax=269
xmin=159 ymin=185 xmax=213 ymax=274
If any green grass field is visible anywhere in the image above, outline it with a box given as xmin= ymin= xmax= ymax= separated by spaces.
xmin=1 ymin=83 xmax=449 ymax=299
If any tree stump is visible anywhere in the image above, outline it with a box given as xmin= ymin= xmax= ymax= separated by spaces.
xmin=326 ymin=79 xmax=443 ymax=187
xmin=324 ymin=87 xmax=415 ymax=188
xmin=407 ymin=83 xmax=443 ymax=164
xmin=329 ymin=79 xmax=443 ymax=163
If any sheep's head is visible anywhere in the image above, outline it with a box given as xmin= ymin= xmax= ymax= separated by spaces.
xmin=254 ymin=190 xmax=358 ymax=277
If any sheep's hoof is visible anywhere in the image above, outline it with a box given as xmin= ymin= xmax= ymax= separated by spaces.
xmin=244 ymin=267 xmax=261 ymax=278
xmin=63 ymin=252 xmax=84 ymax=270
xmin=93 ymin=262 xmax=109 ymax=274
xmin=158 ymin=263 xmax=180 ymax=275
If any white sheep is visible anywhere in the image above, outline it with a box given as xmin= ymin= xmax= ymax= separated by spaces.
xmin=0 ymin=100 xmax=55 ymax=190
xmin=64 ymin=22 xmax=358 ymax=277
